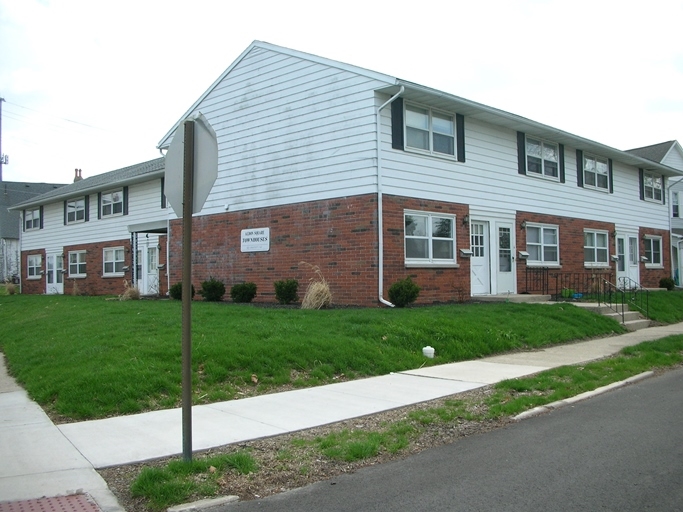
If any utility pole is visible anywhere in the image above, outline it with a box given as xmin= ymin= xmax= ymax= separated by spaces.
xmin=0 ymin=97 xmax=5 ymax=182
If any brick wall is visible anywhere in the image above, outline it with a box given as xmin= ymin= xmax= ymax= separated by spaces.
xmin=62 ymin=239 xmax=133 ymax=296
xmin=20 ymin=249 xmax=46 ymax=295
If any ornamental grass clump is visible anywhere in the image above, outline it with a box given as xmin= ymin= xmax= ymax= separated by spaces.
xmin=300 ymin=262 xmax=332 ymax=309
xmin=119 ymin=280 xmax=141 ymax=301
xmin=230 ymin=282 xmax=257 ymax=303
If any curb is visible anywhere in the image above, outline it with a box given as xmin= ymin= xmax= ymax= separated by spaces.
xmin=167 ymin=496 xmax=239 ymax=512
xmin=513 ymin=371 xmax=654 ymax=421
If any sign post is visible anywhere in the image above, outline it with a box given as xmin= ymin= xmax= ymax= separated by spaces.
xmin=164 ymin=113 xmax=218 ymax=462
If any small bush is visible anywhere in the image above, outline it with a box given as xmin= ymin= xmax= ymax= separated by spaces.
xmin=274 ymin=279 xmax=299 ymax=305
xmin=659 ymin=277 xmax=676 ymax=291
xmin=169 ymin=282 xmax=195 ymax=300
xmin=5 ymin=282 xmax=17 ymax=295
xmin=119 ymin=280 xmax=141 ymax=301
xmin=199 ymin=277 xmax=226 ymax=302
xmin=388 ymin=277 xmax=420 ymax=308
xmin=230 ymin=282 xmax=257 ymax=303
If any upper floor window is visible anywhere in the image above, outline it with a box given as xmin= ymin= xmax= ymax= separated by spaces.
xmin=404 ymin=211 xmax=456 ymax=265
xmin=673 ymin=191 xmax=679 ymax=218
xmin=526 ymin=138 xmax=559 ymax=179
xmin=101 ymin=189 xmax=124 ymax=217
xmin=68 ymin=251 xmax=87 ymax=277
xmin=643 ymin=171 xmax=663 ymax=202
xmin=27 ymin=254 xmax=42 ymax=279
xmin=584 ymin=230 xmax=609 ymax=267
xmin=405 ymin=104 xmax=455 ymax=157
xmin=583 ymin=155 xmax=609 ymax=191
xmin=643 ymin=236 xmax=662 ymax=267
xmin=24 ymin=208 xmax=41 ymax=231
xmin=103 ymin=247 xmax=125 ymax=276
xmin=66 ymin=197 xmax=86 ymax=224
xmin=526 ymin=224 xmax=559 ymax=265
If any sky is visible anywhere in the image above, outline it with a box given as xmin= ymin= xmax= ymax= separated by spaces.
xmin=1 ymin=0 xmax=682 ymax=184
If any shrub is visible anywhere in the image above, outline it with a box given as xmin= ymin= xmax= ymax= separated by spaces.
xmin=199 ymin=277 xmax=226 ymax=302
xmin=659 ymin=277 xmax=676 ymax=291
xmin=119 ymin=280 xmax=141 ymax=301
xmin=388 ymin=277 xmax=420 ymax=308
xmin=5 ymin=282 xmax=17 ymax=295
xmin=300 ymin=263 xmax=332 ymax=309
xmin=169 ymin=282 xmax=195 ymax=300
xmin=230 ymin=282 xmax=257 ymax=303
xmin=274 ymin=279 xmax=299 ymax=305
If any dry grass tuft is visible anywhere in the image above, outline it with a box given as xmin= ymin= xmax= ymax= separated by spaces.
xmin=119 ymin=280 xmax=141 ymax=301
xmin=71 ymin=279 xmax=80 ymax=296
xmin=300 ymin=262 xmax=332 ymax=309
xmin=5 ymin=282 xmax=17 ymax=295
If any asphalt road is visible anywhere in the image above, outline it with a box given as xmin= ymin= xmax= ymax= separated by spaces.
xmin=221 ymin=367 xmax=683 ymax=511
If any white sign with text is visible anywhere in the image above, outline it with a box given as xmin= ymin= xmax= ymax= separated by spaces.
xmin=241 ymin=228 xmax=270 ymax=252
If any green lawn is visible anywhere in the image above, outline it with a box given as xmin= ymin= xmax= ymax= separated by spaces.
xmin=0 ymin=292 xmax=679 ymax=421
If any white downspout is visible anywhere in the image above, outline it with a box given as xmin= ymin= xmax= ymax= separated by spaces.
xmin=376 ymin=86 xmax=404 ymax=307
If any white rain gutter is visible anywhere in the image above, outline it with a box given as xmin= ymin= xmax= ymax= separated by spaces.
xmin=375 ymin=86 xmax=404 ymax=307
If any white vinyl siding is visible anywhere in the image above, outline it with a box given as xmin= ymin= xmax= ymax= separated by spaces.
xmin=584 ymin=230 xmax=609 ymax=267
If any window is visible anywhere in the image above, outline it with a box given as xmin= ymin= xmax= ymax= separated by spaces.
xmin=584 ymin=230 xmax=609 ymax=267
xmin=404 ymin=212 xmax=456 ymax=265
xmin=24 ymin=208 xmax=41 ymax=230
xmin=526 ymin=224 xmax=559 ymax=265
xmin=643 ymin=172 xmax=663 ymax=202
xmin=27 ymin=255 xmax=42 ymax=279
xmin=673 ymin=191 xmax=679 ymax=218
xmin=643 ymin=237 xmax=662 ymax=267
xmin=405 ymin=104 xmax=455 ymax=157
xmin=526 ymin=138 xmax=559 ymax=179
xmin=69 ymin=251 xmax=86 ymax=277
xmin=583 ymin=155 xmax=609 ymax=190
xmin=101 ymin=189 xmax=124 ymax=217
xmin=67 ymin=197 xmax=86 ymax=223
xmin=103 ymin=247 xmax=125 ymax=276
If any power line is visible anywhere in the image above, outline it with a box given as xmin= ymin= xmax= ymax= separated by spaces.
xmin=5 ymin=100 xmax=106 ymax=131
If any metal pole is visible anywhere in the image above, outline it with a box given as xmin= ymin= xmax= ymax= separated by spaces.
xmin=181 ymin=120 xmax=195 ymax=462
xmin=0 ymin=97 xmax=5 ymax=182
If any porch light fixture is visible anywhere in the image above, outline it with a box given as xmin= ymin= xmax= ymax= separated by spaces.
xmin=462 ymin=214 xmax=469 ymax=226
xmin=610 ymin=255 xmax=619 ymax=262
xmin=518 ymin=251 xmax=530 ymax=259
xmin=640 ymin=256 xmax=649 ymax=262
xmin=459 ymin=248 xmax=473 ymax=257
xmin=520 ymin=220 xmax=527 ymax=230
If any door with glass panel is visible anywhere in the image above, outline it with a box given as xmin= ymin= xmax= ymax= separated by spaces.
xmin=470 ymin=221 xmax=490 ymax=295
xmin=495 ymin=223 xmax=516 ymax=294
xmin=616 ymin=235 xmax=640 ymax=287
xmin=46 ymin=254 xmax=64 ymax=294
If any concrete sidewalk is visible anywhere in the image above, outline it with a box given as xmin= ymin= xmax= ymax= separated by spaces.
xmin=2 ymin=321 xmax=682 ymax=511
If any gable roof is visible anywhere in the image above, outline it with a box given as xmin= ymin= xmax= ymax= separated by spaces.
xmin=10 ymin=157 xmax=165 ymax=210
xmin=1 ymin=181 xmax=66 ymax=238
xmin=158 ymin=41 xmax=683 ymax=179
xmin=625 ymin=141 xmax=678 ymax=163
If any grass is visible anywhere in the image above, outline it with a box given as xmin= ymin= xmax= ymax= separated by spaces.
xmin=130 ymin=334 xmax=683 ymax=510
xmin=643 ymin=289 xmax=683 ymax=323
xmin=0 ymin=295 xmax=630 ymax=421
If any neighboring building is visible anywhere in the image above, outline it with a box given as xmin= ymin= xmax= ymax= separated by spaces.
xmin=1 ymin=180 xmax=65 ymax=282
xmin=13 ymin=41 xmax=683 ymax=303
xmin=627 ymin=141 xmax=683 ymax=286
xmin=11 ymin=160 xmax=168 ymax=296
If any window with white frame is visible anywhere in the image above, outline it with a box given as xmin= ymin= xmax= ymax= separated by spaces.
xmin=583 ymin=155 xmax=609 ymax=190
xmin=27 ymin=255 xmax=42 ymax=279
xmin=24 ymin=208 xmax=41 ymax=230
xmin=404 ymin=212 xmax=456 ymax=264
xmin=67 ymin=197 xmax=86 ymax=223
xmin=68 ymin=251 xmax=86 ymax=277
xmin=643 ymin=172 xmax=663 ymax=202
xmin=101 ymin=189 xmax=124 ymax=217
xmin=525 ymin=224 xmax=559 ymax=265
xmin=643 ymin=236 xmax=662 ymax=266
xmin=103 ymin=247 xmax=125 ymax=276
xmin=405 ymin=103 xmax=455 ymax=157
xmin=584 ymin=230 xmax=609 ymax=266
xmin=673 ymin=191 xmax=679 ymax=218
xmin=526 ymin=138 xmax=559 ymax=179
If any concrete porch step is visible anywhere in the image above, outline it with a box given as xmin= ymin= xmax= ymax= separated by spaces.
xmin=474 ymin=294 xmax=551 ymax=303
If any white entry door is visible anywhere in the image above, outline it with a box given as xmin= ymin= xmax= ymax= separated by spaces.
xmin=46 ymin=254 xmax=64 ymax=294
xmin=136 ymin=246 xmax=159 ymax=295
xmin=495 ymin=223 xmax=516 ymax=294
xmin=616 ymin=235 xmax=640 ymax=287
xmin=470 ymin=221 xmax=490 ymax=295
